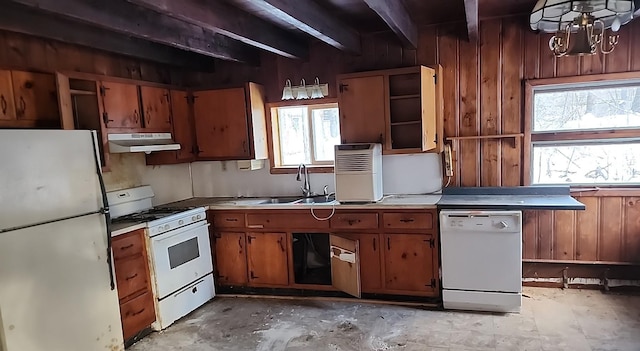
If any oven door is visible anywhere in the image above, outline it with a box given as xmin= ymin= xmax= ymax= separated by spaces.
xmin=150 ymin=221 xmax=213 ymax=299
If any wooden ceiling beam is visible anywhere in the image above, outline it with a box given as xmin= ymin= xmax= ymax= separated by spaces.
xmin=235 ymin=0 xmax=360 ymax=53
xmin=125 ymin=0 xmax=308 ymax=59
xmin=362 ymin=0 xmax=418 ymax=48
xmin=464 ymin=0 xmax=480 ymax=41
xmin=8 ymin=0 xmax=260 ymax=64
xmin=0 ymin=2 xmax=217 ymax=70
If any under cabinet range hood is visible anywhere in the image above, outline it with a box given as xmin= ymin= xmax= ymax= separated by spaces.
xmin=107 ymin=133 xmax=181 ymax=154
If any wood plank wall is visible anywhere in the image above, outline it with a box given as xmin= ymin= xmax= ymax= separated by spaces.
xmin=205 ymin=16 xmax=640 ymax=265
xmin=0 ymin=30 xmax=196 ymax=86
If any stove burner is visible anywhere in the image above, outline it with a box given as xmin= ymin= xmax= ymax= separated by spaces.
xmin=110 ymin=208 xmax=185 ymax=224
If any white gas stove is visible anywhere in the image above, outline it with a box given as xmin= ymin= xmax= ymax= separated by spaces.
xmin=108 ymin=186 xmax=215 ymax=330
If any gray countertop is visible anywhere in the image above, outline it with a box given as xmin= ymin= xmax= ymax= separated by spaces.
xmin=438 ymin=186 xmax=586 ymax=210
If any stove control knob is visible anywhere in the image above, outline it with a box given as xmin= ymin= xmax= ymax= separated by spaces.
xmin=164 ymin=225 xmax=170 ymax=230
xmin=192 ymin=216 xmax=197 ymax=221
xmin=196 ymin=215 xmax=202 ymax=220
xmin=157 ymin=226 xmax=163 ymax=232
xmin=178 ymin=220 xmax=184 ymax=225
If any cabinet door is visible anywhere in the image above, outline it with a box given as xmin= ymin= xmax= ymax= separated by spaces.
xmin=193 ymin=88 xmax=250 ymax=159
xmin=338 ymin=75 xmax=386 ymax=144
xmin=0 ymin=70 xmax=16 ymax=120
xmin=100 ymin=81 xmax=141 ymax=128
xmin=329 ymin=234 xmax=361 ymax=298
xmin=140 ymin=86 xmax=171 ymax=131
xmin=11 ymin=71 xmax=59 ymax=121
xmin=214 ymin=232 xmax=248 ymax=286
xmin=339 ymin=233 xmax=382 ymax=292
xmin=383 ymin=234 xmax=436 ymax=293
xmin=171 ymin=90 xmax=195 ymax=161
xmin=246 ymin=232 xmax=288 ymax=286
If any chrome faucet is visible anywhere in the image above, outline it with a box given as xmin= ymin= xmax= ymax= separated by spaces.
xmin=296 ymin=164 xmax=312 ymax=197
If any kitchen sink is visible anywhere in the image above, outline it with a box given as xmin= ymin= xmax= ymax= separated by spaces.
xmin=260 ymin=197 xmax=301 ymax=204
xmin=294 ymin=195 xmax=336 ymax=204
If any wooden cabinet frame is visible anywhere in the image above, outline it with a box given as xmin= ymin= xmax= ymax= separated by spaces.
xmin=209 ymin=208 xmax=439 ymax=298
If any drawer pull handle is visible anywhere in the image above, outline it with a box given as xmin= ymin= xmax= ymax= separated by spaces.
xmin=120 ymin=244 xmax=134 ymax=250
xmin=125 ymin=273 xmax=138 ymax=281
xmin=131 ymin=308 xmax=145 ymax=316
xmin=347 ymin=219 xmax=360 ymax=226
xmin=225 ymin=218 xmax=238 ymax=222
xmin=400 ymin=218 xmax=415 ymax=223
xmin=247 ymin=224 xmax=264 ymax=229
xmin=372 ymin=237 xmax=376 ymax=251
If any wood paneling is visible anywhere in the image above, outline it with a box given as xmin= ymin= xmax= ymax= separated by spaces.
xmin=0 ymin=30 xmax=198 ymax=86
xmin=523 ymin=196 xmax=640 ymax=263
xmin=206 ymin=17 xmax=639 ymax=265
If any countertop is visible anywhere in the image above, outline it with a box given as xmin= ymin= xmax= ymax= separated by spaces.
xmin=161 ymin=194 xmax=442 ymax=210
xmin=110 ymin=221 xmax=146 ymax=237
xmin=438 ymin=186 xmax=585 ymax=210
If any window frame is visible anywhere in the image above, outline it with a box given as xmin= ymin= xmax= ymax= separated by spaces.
xmin=524 ymin=72 xmax=640 ymax=188
xmin=266 ymin=98 xmax=339 ymax=174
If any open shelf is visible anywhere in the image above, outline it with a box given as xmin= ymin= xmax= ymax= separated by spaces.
xmin=389 ymin=94 xmax=420 ymax=100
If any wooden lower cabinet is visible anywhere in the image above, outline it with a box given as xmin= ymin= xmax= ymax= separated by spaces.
xmin=383 ymin=233 xmax=437 ymax=295
xmin=337 ymin=233 xmax=382 ymax=292
xmin=112 ymin=229 xmax=155 ymax=342
xmin=120 ymin=291 xmax=155 ymax=340
xmin=210 ymin=209 xmax=439 ymax=298
xmin=246 ymin=232 xmax=289 ymax=286
xmin=214 ymin=232 xmax=248 ymax=285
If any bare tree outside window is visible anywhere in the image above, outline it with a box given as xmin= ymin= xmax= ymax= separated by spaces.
xmin=532 ymin=84 xmax=640 ymax=185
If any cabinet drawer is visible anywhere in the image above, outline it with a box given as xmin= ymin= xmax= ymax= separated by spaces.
xmin=383 ymin=212 xmax=433 ymax=230
xmin=330 ymin=213 xmax=378 ymax=229
xmin=115 ymin=254 xmax=150 ymax=301
xmin=120 ymin=290 xmax=155 ymax=340
xmin=112 ymin=229 xmax=145 ymax=260
xmin=246 ymin=213 xmax=329 ymax=229
xmin=212 ymin=212 xmax=245 ymax=228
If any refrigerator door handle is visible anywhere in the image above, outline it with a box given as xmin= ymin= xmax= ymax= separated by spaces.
xmin=90 ymin=132 xmax=116 ymax=291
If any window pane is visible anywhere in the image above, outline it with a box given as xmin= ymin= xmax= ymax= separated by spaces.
xmin=533 ymin=85 xmax=640 ymax=132
xmin=277 ymin=107 xmax=311 ymax=165
xmin=311 ymin=107 xmax=340 ymax=162
xmin=532 ymin=143 xmax=640 ymax=185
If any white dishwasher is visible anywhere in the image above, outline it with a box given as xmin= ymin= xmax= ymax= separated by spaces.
xmin=440 ymin=210 xmax=522 ymax=313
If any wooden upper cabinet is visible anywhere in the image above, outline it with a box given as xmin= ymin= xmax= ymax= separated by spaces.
xmin=100 ymin=81 xmax=142 ymax=129
xmin=337 ymin=66 xmax=443 ymax=154
xmin=145 ymin=90 xmax=195 ymax=165
xmin=140 ymin=86 xmax=171 ymax=131
xmin=0 ymin=70 xmax=16 ymax=120
xmin=338 ymin=75 xmax=386 ymax=145
xmin=246 ymin=232 xmax=288 ymax=286
xmin=193 ymin=82 xmax=267 ymax=160
xmin=11 ymin=71 xmax=59 ymax=121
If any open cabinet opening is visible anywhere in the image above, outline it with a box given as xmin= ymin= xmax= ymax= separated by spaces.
xmin=292 ymin=233 xmax=332 ymax=285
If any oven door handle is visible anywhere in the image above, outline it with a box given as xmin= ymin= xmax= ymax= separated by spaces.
xmin=152 ymin=222 xmax=210 ymax=242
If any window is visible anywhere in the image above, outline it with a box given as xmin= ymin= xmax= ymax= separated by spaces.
xmin=270 ymin=103 xmax=340 ymax=169
xmin=528 ymin=76 xmax=640 ymax=186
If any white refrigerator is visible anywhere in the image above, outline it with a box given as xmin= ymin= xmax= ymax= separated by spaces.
xmin=0 ymin=130 xmax=124 ymax=351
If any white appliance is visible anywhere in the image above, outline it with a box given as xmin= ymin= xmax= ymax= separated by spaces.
xmin=334 ymin=143 xmax=383 ymax=202
xmin=0 ymin=130 xmax=124 ymax=351
xmin=108 ymin=186 xmax=214 ymax=330
xmin=440 ymin=210 xmax=523 ymax=313
xmin=107 ymin=133 xmax=180 ymax=153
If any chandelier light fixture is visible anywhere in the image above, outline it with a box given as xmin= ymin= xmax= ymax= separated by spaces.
xmin=530 ymin=0 xmax=638 ymax=57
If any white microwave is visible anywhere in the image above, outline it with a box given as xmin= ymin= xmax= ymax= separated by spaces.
xmin=334 ymin=143 xmax=383 ymax=202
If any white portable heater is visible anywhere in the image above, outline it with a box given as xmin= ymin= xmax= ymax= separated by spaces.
xmin=334 ymin=143 xmax=383 ymax=202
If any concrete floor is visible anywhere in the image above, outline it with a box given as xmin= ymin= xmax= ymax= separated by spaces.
xmin=130 ymin=287 xmax=640 ymax=351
